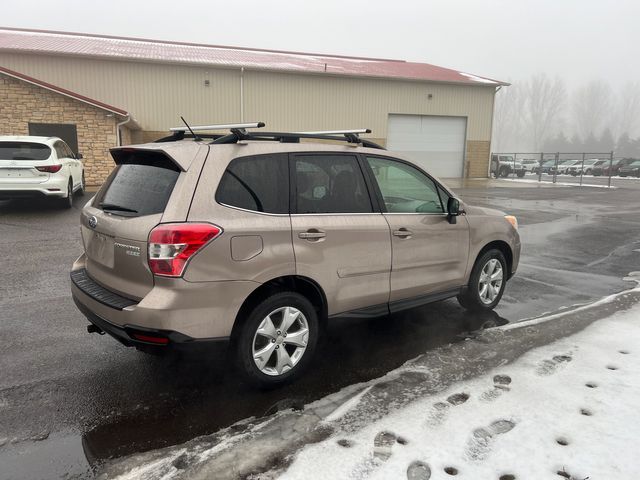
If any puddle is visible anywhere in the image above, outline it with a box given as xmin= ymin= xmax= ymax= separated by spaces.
xmin=0 ymin=431 xmax=92 ymax=480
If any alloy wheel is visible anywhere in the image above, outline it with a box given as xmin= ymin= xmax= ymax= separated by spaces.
xmin=478 ymin=258 xmax=503 ymax=305
xmin=252 ymin=306 xmax=309 ymax=376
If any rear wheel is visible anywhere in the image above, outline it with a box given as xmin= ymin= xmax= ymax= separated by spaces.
xmin=458 ymin=249 xmax=507 ymax=311
xmin=60 ymin=179 xmax=73 ymax=209
xmin=235 ymin=291 xmax=319 ymax=387
xmin=516 ymin=171 xmax=525 ymax=178
xmin=77 ymin=172 xmax=86 ymax=196
xmin=499 ymin=167 xmax=510 ymax=178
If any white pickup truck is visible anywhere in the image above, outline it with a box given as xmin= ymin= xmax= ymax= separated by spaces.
xmin=490 ymin=154 xmax=526 ymax=178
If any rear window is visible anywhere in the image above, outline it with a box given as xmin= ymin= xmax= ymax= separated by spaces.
xmin=216 ymin=154 xmax=289 ymax=214
xmin=0 ymin=142 xmax=51 ymax=161
xmin=97 ymin=152 xmax=180 ymax=217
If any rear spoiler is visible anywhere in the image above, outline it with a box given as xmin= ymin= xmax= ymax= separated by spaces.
xmin=110 ymin=143 xmax=204 ymax=171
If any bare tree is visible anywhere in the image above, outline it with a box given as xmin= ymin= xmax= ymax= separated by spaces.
xmin=572 ymin=80 xmax=613 ymax=140
xmin=523 ymin=74 xmax=567 ymax=150
xmin=616 ymin=81 xmax=640 ymax=138
xmin=492 ymin=82 xmax=526 ymax=152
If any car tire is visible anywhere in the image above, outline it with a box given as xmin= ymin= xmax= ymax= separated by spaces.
xmin=235 ymin=291 xmax=319 ymax=388
xmin=60 ymin=179 xmax=73 ymax=209
xmin=77 ymin=172 xmax=86 ymax=196
xmin=516 ymin=171 xmax=525 ymax=178
xmin=499 ymin=167 xmax=509 ymax=178
xmin=457 ymin=249 xmax=508 ymax=312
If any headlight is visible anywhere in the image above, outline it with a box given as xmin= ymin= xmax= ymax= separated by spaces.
xmin=505 ymin=215 xmax=518 ymax=230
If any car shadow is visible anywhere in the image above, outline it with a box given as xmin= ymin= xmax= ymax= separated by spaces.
xmin=80 ymin=300 xmax=507 ymax=466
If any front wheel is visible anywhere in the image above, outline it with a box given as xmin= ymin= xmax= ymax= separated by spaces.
xmin=516 ymin=171 xmax=525 ymax=178
xmin=235 ymin=292 xmax=319 ymax=387
xmin=458 ymin=249 xmax=508 ymax=311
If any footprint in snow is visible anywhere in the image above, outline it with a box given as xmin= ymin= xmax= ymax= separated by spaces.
xmin=426 ymin=393 xmax=469 ymax=426
xmin=536 ymin=354 xmax=572 ymax=376
xmin=480 ymin=374 xmax=512 ymax=402
xmin=349 ymin=430 xmax=408 ymax=478
xmin=465 ymin=419 xmax=516 ymax=461
xmin=406 ymin=460 xmax=431 ymax=480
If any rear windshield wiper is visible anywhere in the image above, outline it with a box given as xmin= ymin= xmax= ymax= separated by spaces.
xmin=99 ymin=202 xmax=138 ymax=213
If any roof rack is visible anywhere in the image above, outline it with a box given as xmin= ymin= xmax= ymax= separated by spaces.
xmin=155 ymin=121 xmax=266 ymax=143
xmin=169 ymin=122 xmax=265 ymax=132
xmin=211 ymin=128 xmax=385 ymax=150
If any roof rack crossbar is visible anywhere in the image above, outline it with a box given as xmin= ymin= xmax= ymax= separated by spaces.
xmin=210 ymin=130 xmax=385 ymax=150
xmin=169 ymin=122 xmax=265 ymax=132
xmin=294 ymin=129 xmax=371 ymax=135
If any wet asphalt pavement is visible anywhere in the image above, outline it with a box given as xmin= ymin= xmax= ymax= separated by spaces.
xmin=1 ymin=180 xmax=639 ymax=479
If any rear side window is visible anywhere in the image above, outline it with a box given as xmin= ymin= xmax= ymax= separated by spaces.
xmin=98 ymin=151 xmax=180 ymax=217
xmin=216 ymin=154 xmax=289 ymax=214
xmin=0 ymin=142 xmax=51 ymax=161
xmin=293 ymin=154 xmax=372 ymax=214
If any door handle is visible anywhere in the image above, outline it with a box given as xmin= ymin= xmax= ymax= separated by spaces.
xmin=298 ymin=229 xmax=326 ymax=240
xmin=393 ymin=228 xmax=413 ymax=238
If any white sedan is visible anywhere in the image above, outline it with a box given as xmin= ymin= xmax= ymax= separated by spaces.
xmin=0 ymin=136 xmax=85 ymax=208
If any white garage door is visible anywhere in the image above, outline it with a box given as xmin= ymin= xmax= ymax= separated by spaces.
xmin=387 ymin=115 xmax=467 ymax=178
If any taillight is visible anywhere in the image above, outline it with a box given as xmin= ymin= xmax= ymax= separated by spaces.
xmin=148 ymin=223 xmax=222 ymax=277
xmin=36 ymin=165 xmax=63 ymax=173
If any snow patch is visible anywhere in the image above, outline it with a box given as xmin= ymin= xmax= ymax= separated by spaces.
xmin=280 ymin=305 xmax=640 ymax=480
xmin=501 ymin=178 xmax=618 ymax=189
xmin=459 ymin=72 xmax=498 ymax=84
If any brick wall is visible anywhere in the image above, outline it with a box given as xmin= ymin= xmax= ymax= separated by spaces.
xmin=465 ymin=140 xmax=490 ymax=178
xmin=0 ymin=74 xmax=126 ymax=186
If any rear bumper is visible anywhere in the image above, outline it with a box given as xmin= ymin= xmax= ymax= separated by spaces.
xmin=70 ymin=254 xmax=258 ymax=341
xmin=0 ymin=179 xmax=68 ymax=198
xmin=72 ymin=294 xmax=227 ymax=349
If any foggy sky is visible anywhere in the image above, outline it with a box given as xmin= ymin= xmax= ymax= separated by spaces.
xmin=2 ymin=0 xmax=639 ymax=88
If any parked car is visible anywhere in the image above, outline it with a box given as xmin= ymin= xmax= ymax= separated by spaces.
xmin=491 ymin=154 xmax=526 ymax=178
xmin=572 ymin=159 xmax=610 ymax=176
xmin=593 ymin=158 xmax=636 ymax=176
xmin=71 ymin=125 xmax=521 ymax=386
xmin=0 ymin=136 xmax=85 ymax=208
xmin=619 ymin=160 xmax=640 ymax=177
xmin=556 ymin=159 xmax=582 ymax=175
xmin=532 ymin=160 xmax=557 ymax=175
xmin=519 ymin=159 xmax=539 ymax=173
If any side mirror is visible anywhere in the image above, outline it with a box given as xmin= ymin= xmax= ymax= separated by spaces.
xmin=77 ymin=153 xmax=83 ymax=159
xmin=447 ymin=197 xmax=461 ymax=224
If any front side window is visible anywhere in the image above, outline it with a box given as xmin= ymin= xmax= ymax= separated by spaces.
xmin=293 ymin=154 xmax=372 ymax=214
xmin=216 ymin=154 xmax=289 ymax=214
xmin=366 ymin=156 xmax=444 ymax=214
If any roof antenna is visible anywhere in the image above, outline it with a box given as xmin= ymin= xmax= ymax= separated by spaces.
xmin=180 ymin=116 xmax=201 ymax=141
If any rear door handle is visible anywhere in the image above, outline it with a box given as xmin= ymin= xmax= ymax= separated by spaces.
xmin=393 ymin=228 xmax=413 ymax=238
xmin=298 ymin=229 xmax=326 ymax=240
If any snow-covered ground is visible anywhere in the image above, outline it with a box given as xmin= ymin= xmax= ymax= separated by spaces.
xmin=280 ymin=305 xmax=640 ymax=480
xmin=101 ymin=275 xmax=640 ymax=480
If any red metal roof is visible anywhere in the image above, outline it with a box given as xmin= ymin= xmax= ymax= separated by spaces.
xmin=0 ymin=27 xmax=507 ymax=86
xmin=0 ymin=65 xmax=128 ymax=115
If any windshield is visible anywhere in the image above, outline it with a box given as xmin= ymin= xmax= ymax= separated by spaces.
xmin=0 ymin=142 xmax=52 ymax=161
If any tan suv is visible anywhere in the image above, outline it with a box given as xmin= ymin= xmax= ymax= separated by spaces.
xmin=70 ymin=124 xmax=520 ymax=386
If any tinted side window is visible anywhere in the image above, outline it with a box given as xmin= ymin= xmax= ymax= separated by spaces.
xmin=366 ymin=156 xmax=444 ymax=214
xmin=54 ymin=142 xmax=67 ymax=159
xmin=216 ymin=154 xmax=289 ymax=214
xmin=293 ymin=154 xmax=372 ymax=214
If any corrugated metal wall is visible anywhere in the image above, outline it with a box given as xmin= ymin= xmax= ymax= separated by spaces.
xmin=0 ymin=52 xmax=495 ymax=140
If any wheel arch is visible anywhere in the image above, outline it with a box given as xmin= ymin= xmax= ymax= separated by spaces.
xmin=230 ymin=275 xmax=328 ymax=341
xmin=475 ymin=240 xmax=514 ymax=278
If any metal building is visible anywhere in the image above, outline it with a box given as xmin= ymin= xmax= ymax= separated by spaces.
xmin=0 ymin=27 xmax=507 ymax=184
